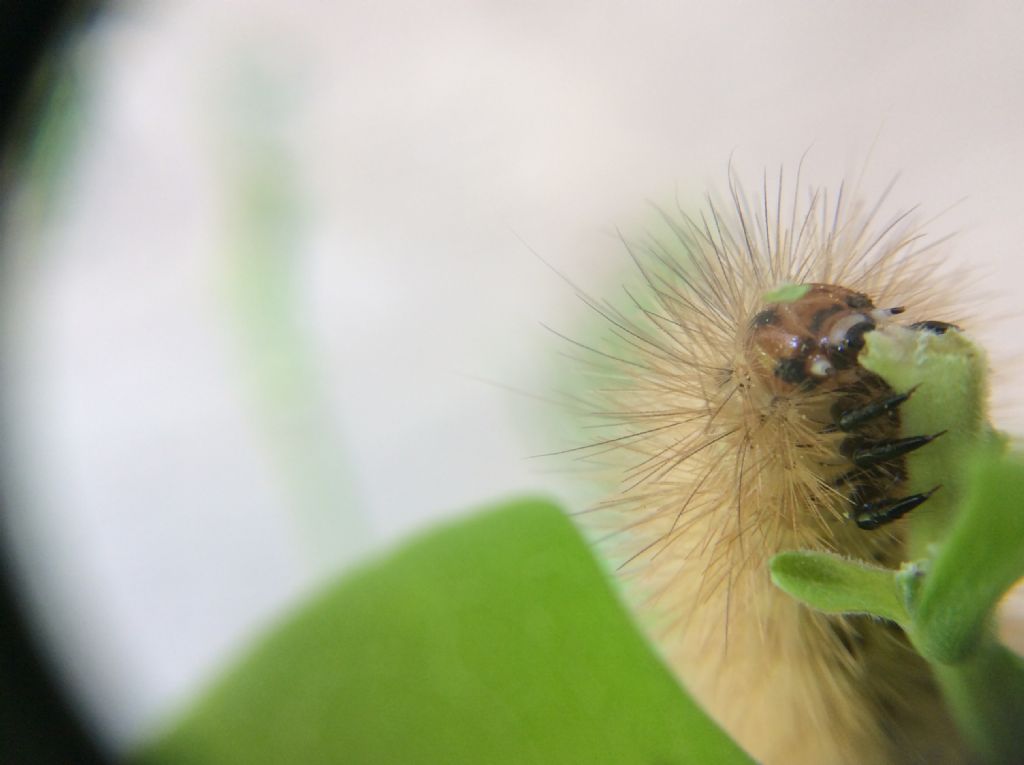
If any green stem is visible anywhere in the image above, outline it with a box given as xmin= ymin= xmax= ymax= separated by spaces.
xmin=931 ymin=636 xmax=1024 ymax=765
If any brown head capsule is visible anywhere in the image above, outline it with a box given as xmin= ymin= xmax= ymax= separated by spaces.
xmin=746 ymin=283 xmax=904 ymax=393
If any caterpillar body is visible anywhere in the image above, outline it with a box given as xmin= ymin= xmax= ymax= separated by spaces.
xmin=575 ymin=175 xmax=973 ymax=764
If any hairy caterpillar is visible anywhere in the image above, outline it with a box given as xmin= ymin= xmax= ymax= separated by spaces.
xmin=570 ymin=171 xmax=975 ymax=764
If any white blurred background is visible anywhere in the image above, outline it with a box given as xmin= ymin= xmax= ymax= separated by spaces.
xmin=3 ymin=0 xmax=1024 ymax=754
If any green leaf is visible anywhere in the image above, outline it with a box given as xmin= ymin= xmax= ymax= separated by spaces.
xmin=769 ymin=551 xmax=910 ymax=626
xmin=775 ymin=324 xmax=1024 ymax=763
xmin=133 ymin=498 xmax=753 ymax=765
xmin=859 ymin=325 xmax=991 ymax=552
xmin=859 ymin=325 xmax=1024 ymax=664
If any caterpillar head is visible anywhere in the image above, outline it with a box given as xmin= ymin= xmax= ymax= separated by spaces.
xmin=747 ymin=283 xmax=907 ymax=394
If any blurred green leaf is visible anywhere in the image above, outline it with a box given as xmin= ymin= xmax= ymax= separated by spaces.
xmin=133 ymin=498 xmax=753 ymax=765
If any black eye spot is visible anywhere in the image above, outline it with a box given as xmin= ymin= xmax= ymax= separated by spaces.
xmin=774 ymin=358 xmax=807 ymax=384
xmin=909 ymin=320 xmax=960 ymax=335
xmin=840 ymin=320 xmax=876 ymax=354
xmin=751 ymin=308 xmax=779 ymax=328
xmin=845 ymin=293 xmax=873 ymax=309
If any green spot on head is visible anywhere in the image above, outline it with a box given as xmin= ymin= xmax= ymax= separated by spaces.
xmin=762 ymin=283 xmax=811 ymax=304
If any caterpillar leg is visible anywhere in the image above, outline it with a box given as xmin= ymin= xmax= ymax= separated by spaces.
xmin=853 ymin=487 xmax=941 ymax=530
xmin=831 ymin=387 xmax=943 ymax=531
xmin=909 ymin=320 xmax=960 ymax=334
xmin=842 ymin=432 xmax=945 ymax=467
xmin=830 ymin=388 xmax=915 ymax=432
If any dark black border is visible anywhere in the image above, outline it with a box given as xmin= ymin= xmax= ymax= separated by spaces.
xmin=0 ymin=1 xmax=111 ymax=762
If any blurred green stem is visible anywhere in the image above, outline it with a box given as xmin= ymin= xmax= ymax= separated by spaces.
xmin=218 ymin=62 xmax=366 ymax=565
